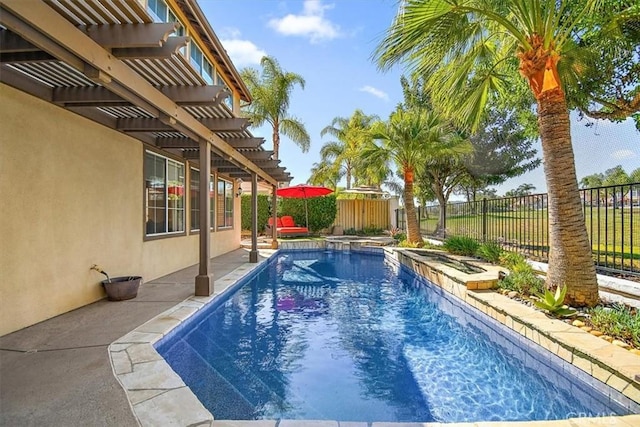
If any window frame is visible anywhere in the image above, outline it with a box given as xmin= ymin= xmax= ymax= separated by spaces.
xmin=216 ymin=177 xmax=234 ymax=230
xmin=146 ymin=0 xmax=168 ymax=23
xmin=144 ymin=150 xmax=186 ymax=239
xmin=189 ymin=167 xmax=216 ymax=233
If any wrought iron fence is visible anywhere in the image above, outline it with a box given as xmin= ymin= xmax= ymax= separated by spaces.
xmin=396 ymin=182 xmax=640 ymax=276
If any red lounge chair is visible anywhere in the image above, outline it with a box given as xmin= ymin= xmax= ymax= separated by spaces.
xmin=267 ymin=216 xmax=308 ymax=237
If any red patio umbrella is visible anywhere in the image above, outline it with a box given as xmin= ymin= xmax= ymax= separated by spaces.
xmin=276 ymin=184 xmax=333 ymax=229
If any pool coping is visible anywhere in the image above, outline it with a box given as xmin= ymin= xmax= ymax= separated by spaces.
xmin=108 ymin=244 xmax=640 ymax=427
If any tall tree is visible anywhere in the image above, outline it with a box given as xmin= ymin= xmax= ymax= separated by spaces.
xmin=603 ymin=166 xmax=631 ymax=186
xmin=462 ymin=108 xmax=541 ymax=199
xmin=373 ymin=0 xmax=638 ymax=306
xmin=308 ymin=160 xmax=342 ymax=190
xmin=240 ymin=56 xmax=310 ymax=160
xmin=319 ymin=110 xmax=379 ymax=189
xmin=505 ymin=183 xmax=537 ymax=197
xmin=579 ymin=173 xmax=605 ymax=189
xmin=363 ymin=109 xmax=466 ymax=243
xmin=417 ymin=154 xmax=472 ymax=236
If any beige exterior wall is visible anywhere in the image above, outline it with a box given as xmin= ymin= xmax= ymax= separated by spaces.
xmin=0 ymin=84 xmax=241 ymax=336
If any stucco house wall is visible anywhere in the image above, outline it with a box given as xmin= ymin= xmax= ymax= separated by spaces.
xmin=0 ymin=83 xmax=241 ymax=335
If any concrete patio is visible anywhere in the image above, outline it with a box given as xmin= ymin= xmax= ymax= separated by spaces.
xmin=0 ymin=248 xmax=265 ymax=427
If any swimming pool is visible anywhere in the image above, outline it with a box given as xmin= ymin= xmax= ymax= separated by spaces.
xmin=156 ymin=250 xmax=629 ymax=423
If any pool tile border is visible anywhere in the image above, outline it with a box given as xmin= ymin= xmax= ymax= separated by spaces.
xmin=108 ymin=244 xmax=640 ymax=426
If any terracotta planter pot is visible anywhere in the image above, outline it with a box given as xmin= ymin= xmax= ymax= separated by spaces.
xmin=101 ymin=276 xmax=142 ymax=301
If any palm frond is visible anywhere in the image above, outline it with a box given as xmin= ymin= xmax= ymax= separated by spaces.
xmin=280 ymin=118 xmax=311 ymax=152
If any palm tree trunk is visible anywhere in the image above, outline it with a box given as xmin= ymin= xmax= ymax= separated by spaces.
xmin=403 ymin=171 xmax=423 ymax=244
xmin=538 ymin=94 xmax=599 ymax=306
xmin=272 ymin=122 xmax=280 ymax=160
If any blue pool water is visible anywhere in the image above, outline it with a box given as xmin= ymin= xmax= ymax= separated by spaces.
xmin=157 ymin=250 xmax=628 ymax=422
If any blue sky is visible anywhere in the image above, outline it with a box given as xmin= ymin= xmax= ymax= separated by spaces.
xmin=203 ymin=0 xmax=639 ymax=197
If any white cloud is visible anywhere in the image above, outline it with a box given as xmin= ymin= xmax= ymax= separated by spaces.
xmin=268 ymin=0 xmax=341 ymax=43
xmin=217 ymin=27 xmax=266 ymax=67
xmin=219 ymin=37 xmax=266 ymax=67
xmin=612 ymin=149 xmax=636 ymax=160
xmin=359 ymin=86 xmax=389 ymax=101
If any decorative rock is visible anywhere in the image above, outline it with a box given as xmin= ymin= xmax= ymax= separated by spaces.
xmin=590 ymin=330 xmax=604 ymax=337
xmin=580 ymin=326 xmax=593 ymax=332
xmin=613 ymin=340 xmax=631 ymax=349
xmin=572 ymin=320 xmax=585 ymax=327
xmin=601 ymin=335 xmax=614 ymax=342
xmin=508 ymin=291 xmax=518 ymax=298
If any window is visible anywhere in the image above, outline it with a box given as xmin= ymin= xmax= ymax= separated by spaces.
xmin=217 ymin=178 xmax=234 ymax=228
xmin=203 ymin=60 xmax=214 ymax=85
xmin=190 ymin=43 xmax=203 ymax=72
xmin=189 ymin=168 xmax=215 ymax=232
xmin=168 ymin=10 xmax=185 ymax=36
xmin=147 ymin=0 xmax=168 ymax=23
xmin=190 ymin=168 xmax=199 ymax=231
xmin=189 ymin=44 xmax=215 ymax=85
xmin=145 ymin=151 xmax=185 ymax=236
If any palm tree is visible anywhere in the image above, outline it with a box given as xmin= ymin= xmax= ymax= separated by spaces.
xmin=240 ymin=56 xmax=310 ymax=160
xmin=319 ymin=110 xmax=379 ymax=189
xmin=363 ymin=108 xmax=463 ymax=244
xmin=373 ymin=0 xmax=610 ymax=306
xmin=308 ymin=159 xmax=342 ymax=190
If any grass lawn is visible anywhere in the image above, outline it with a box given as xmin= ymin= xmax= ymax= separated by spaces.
xmin=419 ymin=206 xmax=640 ymax=271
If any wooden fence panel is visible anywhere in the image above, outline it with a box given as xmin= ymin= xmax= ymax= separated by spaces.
xmin=334 ymin=199 xmax=390 ymax=231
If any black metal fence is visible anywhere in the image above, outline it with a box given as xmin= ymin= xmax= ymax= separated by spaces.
xmin=396 ymin=183 xmax=640 ymax=276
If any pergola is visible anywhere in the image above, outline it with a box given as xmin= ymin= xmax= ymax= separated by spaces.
xmin=0 ymin=0 xmax=290 ymax=295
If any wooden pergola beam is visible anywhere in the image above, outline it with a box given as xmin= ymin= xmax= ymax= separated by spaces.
xmin=0 ymin=28 xmax=40 ymax=52
xmin=1 ymin=24 xmax=185 ymax=60
xmin=160 ymin=85 xmax=228 ymax=106
xmin=111 ymin=36 xmax=188 ymax=59
xmin=0 ymin=50 xmax=54 ymax=62
xmin=51 ymin=85 xmax=228 ymax=107
xmin=224 ymin=137 xmax=264 ymax=149
xmin=217 ymin=160 xmax=280 ymax=172
xmin=78 ymin=23 xmax=179 ymax=49
xmin=156 ymin=137 xmax=197 ymax=149
xmin=117 ymin=117 xmax=249 ymax=132
xmin=244 ymin=151 xmax=274 ymax=161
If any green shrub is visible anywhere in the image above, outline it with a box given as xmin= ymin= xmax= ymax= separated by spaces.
xmin=278 ymin=195 xmax=337 ymax=233
xmin=240 ymin=194 xmax=271 ymax=232
xmin=499 ymin=252 xmax=535 ymax=275
xmin=589 ymin=304 xmax=640 ymax=348
xmin=398 ymin=239 xmax=423 ymax=248
xmin=534 ymin=285 xmax=577 ymax=317
xmin=363 ymin=226 xmax=384 ymax=235
xmin=499 ymin=252 xmax=528 ymax=270
xmin=442 ymin=236 xmax=480 ymax=256
xmin=476 ymin=241 xmax=503 ymax=264
xmin=499 ymin=270 xmax=545 ymax=296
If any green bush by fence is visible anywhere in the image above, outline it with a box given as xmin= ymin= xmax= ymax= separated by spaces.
xmin=240 ymin=194 xmax=271 ymax=232
xmin=278 ymin=195 xmax=337 ymax=233
xmin=241 ymin=194 xmax=338 ymax=234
